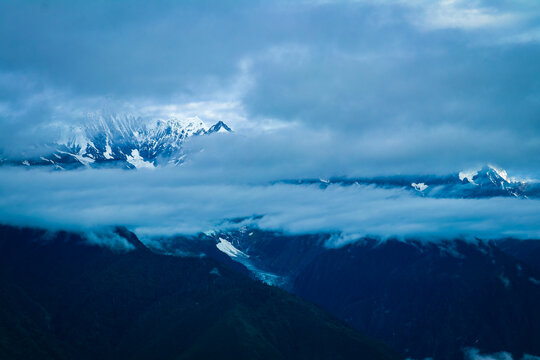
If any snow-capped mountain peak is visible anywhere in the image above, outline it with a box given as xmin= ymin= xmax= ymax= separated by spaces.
xmin=207 ymin=121 xmax=232 ymax=134
xmin=488 ymin=165 xmax=510 ymax=182
xmin=454 ymin=165 xmax=528 ymax=197
xmin=459 ymin=165 xmax=517 ymax=187
xmin=6 ymin=114 xmax=232 ymax=169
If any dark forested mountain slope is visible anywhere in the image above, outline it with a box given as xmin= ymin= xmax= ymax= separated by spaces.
xmin=495 ymin=238 xmax=540 ymax=272
xmin=175 ymin=231 xmax=540 ymax=360
xmin=0 ymin=225 xmax=398 ymax=360
xmin=292 ymin=239 xmax=540 ymax=360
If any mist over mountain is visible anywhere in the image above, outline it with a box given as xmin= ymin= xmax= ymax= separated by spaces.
xmin=2 ymin=1 xmax=540 ymax=359
xmin=2 ymin=165 xmax=540 ymax=240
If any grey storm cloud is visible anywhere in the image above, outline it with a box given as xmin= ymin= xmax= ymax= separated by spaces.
xmin=1 ymin=167 xmax=539 ymax=242
xmin=2 ymin=0 xmax=540 ymax=176
xmin=182 ymin=128 xmax=539 ymax=180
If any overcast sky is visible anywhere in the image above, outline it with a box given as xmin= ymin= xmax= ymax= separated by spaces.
xmin=2 ymin=0 xmax=540 ymax=177
xmin=1 ymin=1 xmax=540 ymax=240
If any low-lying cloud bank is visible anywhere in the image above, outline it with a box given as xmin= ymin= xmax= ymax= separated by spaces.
xmin=1 ymin=167 xmax=539 ymax=242
xmin=463 ymin=347 xmax=540 ymax=360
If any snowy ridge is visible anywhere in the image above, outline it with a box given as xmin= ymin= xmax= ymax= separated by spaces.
xmin=291 ymin=165 xmax=536 ymax=199
xmin=459 ymin=169 xmax=479 ymax=185
xmin=459 ymin=165 xmax=520 ymax=187
xmin=7 ymin=114 xmax=231 ymax=169
xmin=411 ymin=182 xmax=428 ymax=192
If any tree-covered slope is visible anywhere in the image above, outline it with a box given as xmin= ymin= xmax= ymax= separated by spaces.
xmin=0 ymin=225 xmax=399 ymax=360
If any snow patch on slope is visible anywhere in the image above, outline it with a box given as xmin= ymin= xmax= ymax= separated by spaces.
xmin=126 ymin=149 xmax=154 ymax=169
xmin=489 ymin=165 xmax=510 ymax=183
xmin=71 ymin=154 xmax=95 ymax=166
xmin=412 ymin=182 xmax=428 ymax=191
xmin=459 ymin=169 xmax=479 ymax=184
xmin=214 ymin=236 xmax=283 ymax=286
xmin=216 ymin=237 xmax=248 ymax=258
xmin=103 ymin=141 xmax=113 ymax=160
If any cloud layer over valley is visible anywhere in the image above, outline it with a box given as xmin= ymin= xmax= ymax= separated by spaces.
xmin=1 ymin=166 xmax=539 ymax=243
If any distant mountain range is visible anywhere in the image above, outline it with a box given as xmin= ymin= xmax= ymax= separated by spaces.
xmin=2 ymin=117 xmax=538 ymax=200
xmin=289 ymin=164 xmax=539 ymax=199
xmin=0 ymin=114 xmax=231 ymax=169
